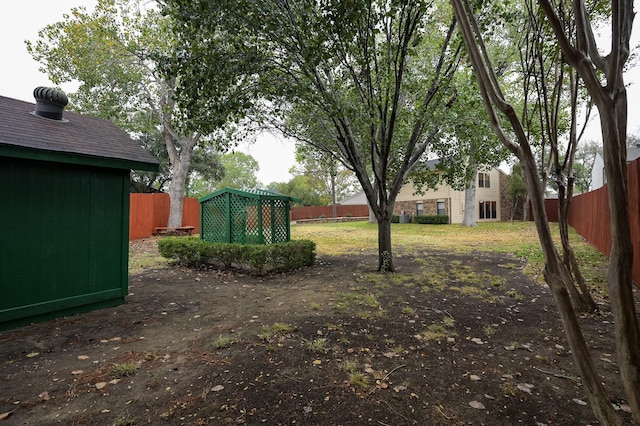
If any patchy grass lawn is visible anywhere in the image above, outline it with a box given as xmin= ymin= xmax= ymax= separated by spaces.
xmin=1 ymin=221 xmax=623 ymax=425
xmin=292 ymin=220 xmax=608 ymax=290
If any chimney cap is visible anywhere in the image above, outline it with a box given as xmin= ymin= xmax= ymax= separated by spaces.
xmin=32 ymin=87 xmax=68 ymax=121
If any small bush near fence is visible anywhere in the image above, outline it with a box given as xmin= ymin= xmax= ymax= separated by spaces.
xmin=414 ymin=215 xmax=449 ymax=224
xmin=392 ymin=215 xmax=400 ymax=223
xmin=158 ymin=237 xmax=316 ymax=275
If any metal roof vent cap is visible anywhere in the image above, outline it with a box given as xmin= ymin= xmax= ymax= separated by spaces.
xmin=32 ymin=87 xmax=69 ymax=121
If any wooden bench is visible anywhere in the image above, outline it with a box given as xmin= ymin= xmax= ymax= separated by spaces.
xmin=153 ymin=226 xmax=195 ymax=236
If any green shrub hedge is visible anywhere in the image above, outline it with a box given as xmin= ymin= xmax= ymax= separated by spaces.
xmin=158 ymin=237 xmax=316 ymax=275
xmin=413 ymin=214 xmax=449 ymax=224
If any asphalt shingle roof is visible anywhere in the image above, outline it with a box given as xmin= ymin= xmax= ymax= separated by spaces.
xmin=0 ymin=95 xmax=158 ymax=170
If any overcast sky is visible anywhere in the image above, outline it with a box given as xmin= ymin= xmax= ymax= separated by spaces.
xmin=0 ymin=0 xmax=296 ymax=186
xmin=1 ymin=1 xmax=638 ymax=184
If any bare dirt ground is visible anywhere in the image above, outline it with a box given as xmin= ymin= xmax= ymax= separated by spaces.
xmin=0 ymin=237 xmax=636 ymax=425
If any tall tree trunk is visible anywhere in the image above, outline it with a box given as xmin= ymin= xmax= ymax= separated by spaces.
xmin=331 ymin=172 xmax=337 ymax=218
xmin=377 ymin=214 xmax=394 ymax=272
xmin=167 ymin=160 xmax=188 ymax=228
xmin=462 ymin=163 xmax=478 ymax=226
xmin=523 ymin=193 xmax=530 ymax=221
xmin=368 ymin=181 xmax=378 ymax=224
xmin=600 ymin=105 xmax=640 ymax=420
xmin=520 ymin=152 xmax=621 ymax=425
xmin=557 ymin=184 xmax=598 ymax=312
xmin=536 ymin=0 xmax=640 ymax=417
xmin=165 ymin=132 xmax=196 ymax=228
xmin=451 ymin=0 xmax=629 ymax=421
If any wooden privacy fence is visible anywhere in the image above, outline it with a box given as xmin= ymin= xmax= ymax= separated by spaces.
xmin=565 ymin=159 xmax=640 ymax=285
xmin=129 ymin=193 xmax=200 ymax=240
xmin=290 ymin=205 xmax=369 ymax=221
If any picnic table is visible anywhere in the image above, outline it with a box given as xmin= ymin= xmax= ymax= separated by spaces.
xmin=153 ymin=226 xmax=195 ymax=236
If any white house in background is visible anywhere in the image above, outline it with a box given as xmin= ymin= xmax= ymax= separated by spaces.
xmin=591 ymin=144 xmax=640 ymax=190
xmin=395 ymin=166 xmax=508 ymax=224
xmin=337 ymin=161 xmax=509 ymax=224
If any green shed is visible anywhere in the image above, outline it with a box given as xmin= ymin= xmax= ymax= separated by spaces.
xmin=0 ymin=88 xmax=159 ymax=329
xmin=199 ymin=187 xmax=299 ymax=244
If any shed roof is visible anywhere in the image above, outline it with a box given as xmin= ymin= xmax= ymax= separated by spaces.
xmin=0 ymin=95 xmax=158 ymax=171
xmin=199 ymin=187 xmax=301 ymax=204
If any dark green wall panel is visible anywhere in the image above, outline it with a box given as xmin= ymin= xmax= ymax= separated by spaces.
xmin=0 ymin=156 xmax=129 ymax=327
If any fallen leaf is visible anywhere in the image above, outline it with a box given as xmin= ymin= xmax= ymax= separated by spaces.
xmin=100 ymin=409 xmax=110 ymax=413
xmin=470 ymin=375 xmax=481 ymax=381
xmin=393 ymin=385 xmax=407 ymax=392
xmin=313 ymin=359 xmax=322 ymax=365
xmin=484 ymin=394 xmax=496 ymax=400
xmin=517 ymin=383 xmax=534 ymax=394
xmin=77 ymin=355 xmax=90 ymax=360
xmin=26 ymin=352 xmax=39 ymax=358
xmin=109 ymin=379 xmax=121 ymax=385
xmin=95 ymin=382 xmax=107 ymax=390
xmin=573 ymin=398 xmax=587 ymax=406
xmin=0 ymin=410 xmax=14 ymax=421
xmin=71 ymin=370 xmax=84 ymax=375
xmin=108 ymin=337 xmax=121 ymax=342
xmin=211 ymin=385 xmax=224 ymax=392
xmin=383 ymin=352 xmax=396 ymax=358
xmin=378 ymin=382 xmax=389 ymax=389
xmin=469 ymin=400 xmax=485 ymax=409
xmin=364 ymin=366 xmax=375 ymax=374
xmin=471 ymin=338 xmax=484 ymax=345
xmin=38 ymin=392 xmax=50 ymax=401
xmin=504 ymin=346 xmax=516 ymax=351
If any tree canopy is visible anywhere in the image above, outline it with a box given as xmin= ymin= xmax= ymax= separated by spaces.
xmin=28 ymin=0 xmax=251 ymax=227
xmin=163 ymin=0 xmax=463 ymax=271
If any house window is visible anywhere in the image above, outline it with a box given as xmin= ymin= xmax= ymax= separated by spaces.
xmin=479 ymin=201 xmax=497 ymax=219
xmin=437 ymin=200 xmax=446 ymax=215
xmin=416 ymin=201 xmax=424 ymax=216
xmin=478 ymin=172 xmax=490 ymax=188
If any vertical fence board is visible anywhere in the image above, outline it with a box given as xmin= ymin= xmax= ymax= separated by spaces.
xmin=627 ymin=160 xmax=640 ymax=285
xmin=129 ymin=193 xmax=201 ymax=240
xmin=566 ymin=159 xmax=640 ymax=284
xmin=182 ymin=197 xmax=201 ymax=234
xmin=129 ymin=193 xmax=155 ymax=240
xmin=544 ymin=199 xmax=560 ymax=222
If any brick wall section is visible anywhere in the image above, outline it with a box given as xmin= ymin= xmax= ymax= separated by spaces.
xmin=394 ymin=199 xmax=445 ymax=216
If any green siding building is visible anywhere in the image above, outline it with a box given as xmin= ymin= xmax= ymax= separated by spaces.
xmin=0 ymin=88 xmax=158 ymax=329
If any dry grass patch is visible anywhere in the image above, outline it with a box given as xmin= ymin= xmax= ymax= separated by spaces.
xmin=291 ymin=221 xmax=607 ymax=288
